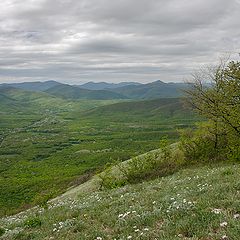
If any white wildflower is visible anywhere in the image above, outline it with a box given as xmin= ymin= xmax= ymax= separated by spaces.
xmin=234 ymin=213 xmax=240 ymax=219
xmin=211 ymin=208 xmax=222 ymax=214
xmin=221 ymin=235 xmax=228 ymax=240
xmin=220 ymin=222 xmax=228 ymax=227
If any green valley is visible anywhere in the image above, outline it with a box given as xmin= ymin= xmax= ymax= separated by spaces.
xmin=0 ymin=86 xmax=197 ymax=216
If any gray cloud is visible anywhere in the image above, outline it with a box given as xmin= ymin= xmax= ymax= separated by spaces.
xmin=0 ymin=0 xmax=240 ymax=83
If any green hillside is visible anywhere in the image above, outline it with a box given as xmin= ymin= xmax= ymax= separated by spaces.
xmin=84 ymin=98 xmax=190 ymax=119
xmin=110 ymin=80 xmax=188 ymax=99
xmin=0 ymin=155 xmax=239 ymax=239
xmin=1 ymin=87 xmax=54 ymax=101
xmin=0 ymin=93 xmax=27 ymax=112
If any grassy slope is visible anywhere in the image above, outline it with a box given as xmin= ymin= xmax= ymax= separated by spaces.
xmin=84 ymin=98 xmax=191 ymax=119
xmin=0 ymin=157 xmax=239 ymax=239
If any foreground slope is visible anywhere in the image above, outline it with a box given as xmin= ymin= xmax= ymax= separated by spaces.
xmin=1 ymin=159 xmax=239 ymax=239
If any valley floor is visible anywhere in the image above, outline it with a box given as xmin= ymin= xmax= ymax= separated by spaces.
xmin=1 ymin=162 xmax=240 ymax=240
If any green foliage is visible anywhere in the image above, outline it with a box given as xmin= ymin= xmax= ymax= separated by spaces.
xmin=98 ymin=161 xmax=127 ymax=189
xmin=98 ymin=140 xmax=186 ymax=189
xmin=179 ymin=122 xmax=228 ymax=162
xmin=33 ymin=192 xmax=55 ymax=209
xmin=183 ymin=60 xmax=240 ymax=162
xmin=0 ymin=227 xmax=5 ymax=237
xmin=24 ymin=216 xmax=42 ymax=228
xmin=227 ymin=137 xmax=240 ymax=161
xmin=121 ymin=153 xmax=160 ymax=183
xmin=159 ymin=136 xmax=171 ymax=161
xmin=121 ymin=147 xmax=185 ymax=184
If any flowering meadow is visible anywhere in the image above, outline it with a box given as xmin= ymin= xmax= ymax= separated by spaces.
xmin=0 ymin=163 xmax=239 ymax=240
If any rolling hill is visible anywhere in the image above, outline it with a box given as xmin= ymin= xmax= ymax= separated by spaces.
xmin=83 ymin=98 xmax=192 ymax=119
xmin=45 ymin=84 xmax=127 ymax=100
xmin=0 ymin=89 xmax=26 ymax=112
xmin=0 ymin=85 xmax=75 ymax=114
xmin=110 ymin=80 xmax=189 ymax=99
xmin=0 ymin=86 xmax=42 ymax=113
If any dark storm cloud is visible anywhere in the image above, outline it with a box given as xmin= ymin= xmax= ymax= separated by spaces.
xmin=0 ymin=0 xmax=240 ymax=83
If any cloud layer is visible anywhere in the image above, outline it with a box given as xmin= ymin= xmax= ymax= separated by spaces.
xmin=0 ymin=0 xmax=240 ymax=83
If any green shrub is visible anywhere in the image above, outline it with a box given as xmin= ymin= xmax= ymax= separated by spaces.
xmin=99 ymin=139 xmax=186 ymax=188
xmin=227 ymin=140 xmax=240 ymax=161
xmin=121 ymin=153 xmax=159 ymax=183
xmin=24 ymin=217 xmax=42 ymax=228
xmin=99 ymin=169 xmax=126 ymax=190
xmin=0 ymin=227 xmax=5 ymax=237
xmin=33 ymin=192 xmax=55 ymax=209
xmin=179 ymin=122 xmax=229 ymax=163
xmin=98 ymin=161 xmax=127 ymax=189
xmin=99 ymin=173 xmax=126 ymax=189
xmin=121 ymin=144 xmax=185 ymax=184
xmin=159 ymin=136 xmax=171 ymax=161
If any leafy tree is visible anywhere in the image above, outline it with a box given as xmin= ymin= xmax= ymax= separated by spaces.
xmin=183 ymin=60 xmax=240 ymax=161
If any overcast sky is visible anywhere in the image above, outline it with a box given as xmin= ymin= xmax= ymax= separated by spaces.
xmin=0 ymin=0 xmax=240 ymax=84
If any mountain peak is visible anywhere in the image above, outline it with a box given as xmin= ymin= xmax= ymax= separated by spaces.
xmin=151 ymin=80 xmax=165 ymax=84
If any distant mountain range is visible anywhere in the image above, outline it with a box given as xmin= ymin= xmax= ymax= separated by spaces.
xmin=109 ymin=80 xmax=188 ymax=99
xmin=45 ymin=84 xmax=127 ymax=100
xmin=0 ymin=80 xmax=60 ymax=92
xmin=0 ymin=80 xmax=189 ymax=100
xmin=77 ymin=81 xmax=142 ymax=90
